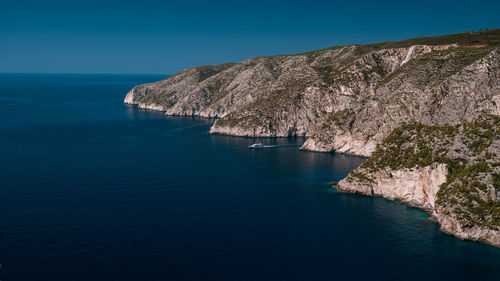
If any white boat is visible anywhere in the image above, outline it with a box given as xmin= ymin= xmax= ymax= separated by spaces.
xmin=248 ymin=143 xmax=264 ymax=148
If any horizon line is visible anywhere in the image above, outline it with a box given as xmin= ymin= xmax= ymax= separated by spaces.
xmin=0 ymin=72 xmax=171 ymax=76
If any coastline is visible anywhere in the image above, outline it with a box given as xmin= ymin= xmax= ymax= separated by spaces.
xmin=124 ymin=97 xmax=500 ymax=248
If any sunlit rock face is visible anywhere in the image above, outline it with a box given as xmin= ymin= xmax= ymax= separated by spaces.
xmin=125 ymin=29 xmax=500 ymax=247
xmin=125 ymin=38 xmax=499 ymax=156
xmin=338 ymin=116 xmax=500 ymax=247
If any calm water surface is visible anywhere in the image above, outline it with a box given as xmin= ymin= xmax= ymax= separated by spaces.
xmin=0 ymin=74 xmax=499 ymax=281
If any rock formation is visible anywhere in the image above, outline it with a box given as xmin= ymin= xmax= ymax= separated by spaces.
xmin=338 ymin=116 xmax=500 ymax=247
xmin=124 ymin=29 xmax=500 ymax=246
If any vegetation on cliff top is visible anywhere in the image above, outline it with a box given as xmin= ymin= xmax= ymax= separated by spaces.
xmin=282 ymin=28 xmax=500 ymax=58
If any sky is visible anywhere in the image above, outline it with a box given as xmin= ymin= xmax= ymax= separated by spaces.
xmin=1 ymin=0 xmax=499 ymax=74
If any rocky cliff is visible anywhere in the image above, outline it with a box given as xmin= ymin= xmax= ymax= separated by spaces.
xmin=125 ymin=29 xmax=500 ymax=246
xmin=125 ymin=29 xmax=500 ymax=156
xmin=338 ymin=116 xmax=500 ymax=247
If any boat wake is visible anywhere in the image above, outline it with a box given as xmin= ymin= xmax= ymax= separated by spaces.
xmin=248 ymin=143 xmax=301 ymax=149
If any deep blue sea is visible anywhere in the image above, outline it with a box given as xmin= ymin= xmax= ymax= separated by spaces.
xmin=0 ymin=74 xmax=499 ymax=281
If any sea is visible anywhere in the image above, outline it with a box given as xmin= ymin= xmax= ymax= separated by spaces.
xmin=0 ymin=74 xmax=499 ymax=281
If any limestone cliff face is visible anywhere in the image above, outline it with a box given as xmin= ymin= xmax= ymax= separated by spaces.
xmin=302 ymin=45 xmax=500 ymax=156
xmin=339 ymin=116 xmax=500 ymax=247
xmin=437 ymin=212 xmax=500 ymax=247
xmin=338 ymin=163 xmax=447 ymax=212
xmin=125 ymin=29 xmax=500 ymax=157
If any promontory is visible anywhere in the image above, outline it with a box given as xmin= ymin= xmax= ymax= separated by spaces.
xmin=125 ymin=29 xmax=500 ymax=247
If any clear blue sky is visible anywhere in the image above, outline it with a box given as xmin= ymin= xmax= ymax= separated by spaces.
xmin=1 ymin=0 xmax=499 ymax=74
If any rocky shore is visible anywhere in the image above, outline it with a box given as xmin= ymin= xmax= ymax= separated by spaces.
xmin=125 ymin=29 xmax=500 ymax=246
xmin=338 ymin=117 xmax=500 ymax=247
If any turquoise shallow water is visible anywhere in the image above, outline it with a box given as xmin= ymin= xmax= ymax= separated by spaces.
xmin=0 ymin=74 xmax=499 ymax=281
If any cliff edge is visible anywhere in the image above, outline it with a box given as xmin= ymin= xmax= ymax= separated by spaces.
xmin=125 ymin=29 xmax=500 ymax=156
xmin=338 ymin=116 xmax=500 ymax=247
xmin=124 ymin=29 xmax=500 ymax=246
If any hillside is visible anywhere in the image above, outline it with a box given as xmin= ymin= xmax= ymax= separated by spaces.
xmin=338 ymin=115 xmax=499 ymax=247
xmin=125 ymin=29 xmax=499 ymax=156
xmin=124 ymin=29 xmax=500 ymax=246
